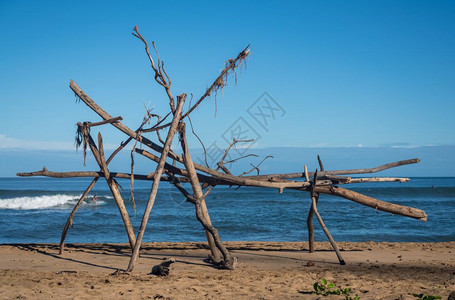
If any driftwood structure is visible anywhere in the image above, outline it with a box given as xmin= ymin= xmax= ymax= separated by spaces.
xmin=18 ymin=27 xmax=427 ymax=271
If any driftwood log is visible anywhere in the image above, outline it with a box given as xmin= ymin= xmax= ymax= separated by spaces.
xmin=17 ymin=26 xmax=427 ymax=271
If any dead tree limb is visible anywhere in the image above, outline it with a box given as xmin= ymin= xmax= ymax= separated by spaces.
xmin=349 ymin=177 xmax=409 ymax=183
xmin=19 ymin=166 xmax=425 ymax=222
xmin=134 ymin=148 xmax=222 ymax=186
xmin=74 ymin=124 xmax=137 ymax=248
xmin=126 ymin=94 xmax=186 ymax=272
xmin=216 ymin=139 xmax=255 ymax=175
xmin=307 ymin=198 xmax=316 ymax=253
xmin=132 ymin=26 xmax=175 ymax=113
xmin=58 ymin=136 xmax=134 ymax=254
xmin=86 ymin=116 xmax=123 ymax=127
xmin=141 ymin=45 xmax=251 ymax=133
xmin=182 ymin=45 xmax=250 ymax=119
xmin=93 ymin=132 xmax=136 ymax=248
xmin=19 ymin=165 xmax=424 ymax=222
xmin=70 ymin=80 xmax=185 ymax=168
xmin=317 ymin=155 xmax=325 ymax=171
xmin=315 ymin=185 xmax=427 ymax=221
xmin=310 ymin=171 xmax=345 ymax=265
xmin=59 ymin=177 xmax=98 ymax=255
xmin=247 ymin=158 xmax=421 ymax=181
xmin=17 ymin=169 xmax=166 ymax=181
xmin=306 ymin=167 xmax=316 ymax=252
xmin=178 ymin=122 xmax=228 ymax=267
xmin=239 ymin=155 xmax=273 ymax=177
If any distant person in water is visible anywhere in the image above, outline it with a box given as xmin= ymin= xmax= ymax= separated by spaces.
xmin=92 ymin=193 xmax=98 ymax=205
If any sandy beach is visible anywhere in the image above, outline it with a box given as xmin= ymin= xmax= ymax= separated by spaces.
xmin=0 ymin=241 xmax=454 ymax=299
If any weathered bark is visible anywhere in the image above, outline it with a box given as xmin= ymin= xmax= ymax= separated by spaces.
xmin=126 ymin=94 xmax=185 ymax=272
xmin=86 ymin=116 xmax=123 ymax=127
xmin=307 ymin=197 xmax=317 ymax=253
xmin=167 ymin=175 xmax=234 ymax=269
xmin=95 ymin=133 xmax=136 ymax=248
xmin=59 ymin=177 xmax=98 ymax=255
xmin=132 ymin=26 xmax=176 ymax=114
xmin=246 ymin=158 xmax=420 ymax=181
xmin=134 ymin=149 xmax=222 ymax=186
xmin=349 ymin=177 xmax=409 ymax=183
xmin=304 ymin=165 xmax=315 ymax=252
xmin=194 ymin=198 xmax=235 ymax=269
xmin=18 ymin=169 xmax=158 ymax=180
xmin=70 ymin=80 xmax=175 ymax=160
xmin=315 ymin=185 xmax=427 ymax=221
xmin=311 ymin=193 xmax=345 ymax=265
xmin=17 ymin=169 xmax=411 ymax=187
xmin=58 ymin=136 xmax=134 ymax=254
xmin=317 ymin=155 xmax=325 ymax=171
xmin=308 ymin=169 xmax=345 ymax=264
xmin=178 ymin=122 xmax=225 ymax=266
xmin=76 ymin=127 xmax=136 ymax=248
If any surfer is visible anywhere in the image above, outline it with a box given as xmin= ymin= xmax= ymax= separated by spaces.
xmin=92 ymin=193 xmax=98 ymax=205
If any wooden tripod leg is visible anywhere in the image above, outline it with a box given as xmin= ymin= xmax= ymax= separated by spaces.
xmin=307 ymin=201 xmax=316 ymax=253
xmin=59 ymin=177 xmax=99 ymax=255
xmin=311 ymin=194 xmax=345 ymax=265
xmin=126 ymin=95 xmax=185 ymax=272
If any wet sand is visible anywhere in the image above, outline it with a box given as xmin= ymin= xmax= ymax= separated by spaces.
xmin=1 ymin=241 xmax=454 ymax=299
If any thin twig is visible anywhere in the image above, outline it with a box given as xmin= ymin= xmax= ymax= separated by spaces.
xmin=239 ymin=155 xmax=273 ymax=176
xmin=216 ymin=138 xmax=254 ymax=174
xmin=186 ymin=94 xmax=209 ymax=167
xmin=132 ymin=26 xmax=175 ymax=113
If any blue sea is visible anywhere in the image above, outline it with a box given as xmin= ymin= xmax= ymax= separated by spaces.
xmin=0 ymin=177 xmax=454 ymax=244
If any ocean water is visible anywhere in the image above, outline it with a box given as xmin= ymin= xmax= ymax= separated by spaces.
xmin=0 ymin=177 xmax=454 ymax=244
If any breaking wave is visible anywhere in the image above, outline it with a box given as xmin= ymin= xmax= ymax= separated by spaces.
xmin=0 ymin=194 xmax=105 ymax=210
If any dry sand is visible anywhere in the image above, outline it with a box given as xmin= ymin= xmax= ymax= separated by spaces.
xmin=0 ymin=241 xmax=454 ymax=299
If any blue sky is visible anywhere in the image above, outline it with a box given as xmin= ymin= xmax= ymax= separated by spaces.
xmin=1 ymin=1 xmax=454 ymax=175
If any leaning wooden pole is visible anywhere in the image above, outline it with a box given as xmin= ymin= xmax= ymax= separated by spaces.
xmin=59 ymin=136 xmax=133 ymax=254
xmin=94 ymin=133 xmax=136 ymax=248
xmin=311 ymin=193 xmax=345 ymax=265
xmin=59 ymin=177 xmax=98 ymax=255
xmin=178 ymin=122 xmax=227 ymax=266
xmin=307 ymin=206 xmax=316 ymax=253
xmin=126 ymin=94 xmax=185 ymax=272
xmin=304 ymin=165 xmax=316 ymax=253
xmin=315 ymin=185 xmax=427 ymax=221
xmin=75 ymin=125 xmax=136 ymax=249
xmin=307 ymin=156 xmax=324 ymax=253
xmin=311 ymin=170 xmax=345 ymax=265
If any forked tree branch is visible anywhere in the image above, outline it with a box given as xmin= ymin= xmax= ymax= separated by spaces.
xmin=133 ymin=26 xmax=176 ymax=113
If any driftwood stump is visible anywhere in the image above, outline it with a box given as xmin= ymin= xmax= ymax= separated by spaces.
xmin=150 ymin=258 xmax=176 ymax=276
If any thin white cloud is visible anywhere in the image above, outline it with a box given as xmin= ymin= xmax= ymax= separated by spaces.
xmin=0 ymin=134 xmax=73 ymax=150
xmin=308 ymin=143 xmax=330 ymax=148
xmin=0 ymin=134 xmax=117 ymax=150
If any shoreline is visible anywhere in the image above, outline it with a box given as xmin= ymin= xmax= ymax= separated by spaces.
xmin=1 ymin=241 xmax=454 ymax=299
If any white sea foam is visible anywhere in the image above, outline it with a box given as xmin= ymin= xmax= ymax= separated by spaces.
xmin=0 ymin=194 xmax=104 ymax=210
